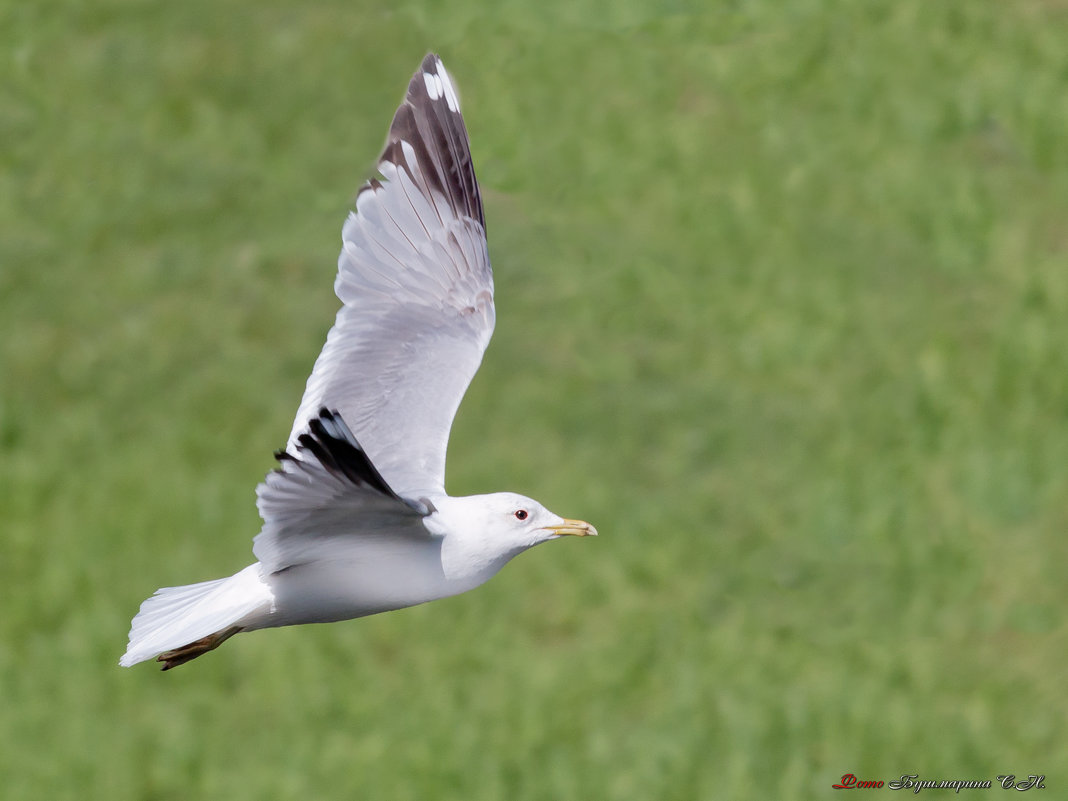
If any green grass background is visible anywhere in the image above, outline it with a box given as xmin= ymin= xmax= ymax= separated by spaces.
xmin=2 ymin=1 xmax=1066 ymax=798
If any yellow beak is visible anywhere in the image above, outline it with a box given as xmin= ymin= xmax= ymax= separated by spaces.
xmin=546 ymin=518 xmax=598 ymax=537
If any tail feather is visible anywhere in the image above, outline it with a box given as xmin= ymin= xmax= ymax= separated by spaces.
xmin=120 ymin=564 xmax=272 ymax=668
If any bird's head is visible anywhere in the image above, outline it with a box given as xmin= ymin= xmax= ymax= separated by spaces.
xmin=427 ymin=492 xmax=596 ymax=580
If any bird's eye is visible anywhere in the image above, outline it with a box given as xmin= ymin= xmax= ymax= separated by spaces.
xmin=514 ymin=509 xmax=529 ymax=521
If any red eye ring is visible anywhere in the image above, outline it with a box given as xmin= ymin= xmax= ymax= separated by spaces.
xmin=514 ymin=509 xmax=529 ymax=521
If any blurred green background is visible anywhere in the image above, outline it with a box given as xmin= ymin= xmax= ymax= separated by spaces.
xmin=2 ymin=1 xmax=1066 ymax=798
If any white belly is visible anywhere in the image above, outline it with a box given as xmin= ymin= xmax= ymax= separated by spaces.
xmin=247 ymin=536 xmax=486 ymax=629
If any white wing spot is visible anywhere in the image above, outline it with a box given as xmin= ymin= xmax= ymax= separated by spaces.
xmin=435 ymin=61 xmax=460 ymax=112
xmin=423 ymin=71 xmax=443 ymax=100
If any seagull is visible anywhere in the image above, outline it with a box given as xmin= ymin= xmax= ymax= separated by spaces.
xmin=120 ymin=54 xmax=596 ymax=671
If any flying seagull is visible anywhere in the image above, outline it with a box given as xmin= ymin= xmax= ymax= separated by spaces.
xmin=120 ymin=54 xmax=596 ymax=670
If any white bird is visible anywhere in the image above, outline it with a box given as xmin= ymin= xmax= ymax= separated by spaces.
xmin=120 ymin=54 xmax=596 ymax=671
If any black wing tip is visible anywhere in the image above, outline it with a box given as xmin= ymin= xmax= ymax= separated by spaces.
xmin=420 ymin=52 xmax=443 ymax=72
xmin=409 ymin=54 xmax=456 ymax=105
xmin=378 ymin=53 xmax=484 ymax=229
xmin=288 ymin=409 xmax=401 ymax=500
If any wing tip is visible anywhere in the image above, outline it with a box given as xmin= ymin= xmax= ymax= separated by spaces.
xmin=415 ymin=53 xmax=461 ymax=112
xmin=378 ymin=53 xmax=483 ymax=227
xmin=288 ymin=408 xmax=401 ymax=501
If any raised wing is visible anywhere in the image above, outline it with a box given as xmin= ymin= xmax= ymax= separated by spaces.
xmin=286 ymin=54 xmax=494 ymax=499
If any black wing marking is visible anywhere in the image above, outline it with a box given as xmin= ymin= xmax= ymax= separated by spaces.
xmin=275 ymin=408 xmax=402 ymax=501
xmin=254 ymin=408 xmax=429 ymax=573
xmin=361 ymin=52 xmax=485 ymax=231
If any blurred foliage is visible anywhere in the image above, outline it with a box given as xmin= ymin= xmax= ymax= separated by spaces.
xmin=1 ymin=0 xmax=1066 ymax=798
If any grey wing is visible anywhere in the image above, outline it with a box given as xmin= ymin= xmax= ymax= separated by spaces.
xmin=255 ymin=408 xmax=431 ymax=573
xmin=286 ymin=54 xmax=494 ymax=500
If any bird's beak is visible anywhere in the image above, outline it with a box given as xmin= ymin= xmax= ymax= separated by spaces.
xmin=546 ymin=518 xmax=598 ymax=537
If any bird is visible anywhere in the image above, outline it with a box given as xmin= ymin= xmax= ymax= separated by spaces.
xmin=120 ymin=53 xmax=596 ymax=671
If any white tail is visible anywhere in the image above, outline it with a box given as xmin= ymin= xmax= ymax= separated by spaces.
xmin=120 ymin=564 xmax=273 ymax=667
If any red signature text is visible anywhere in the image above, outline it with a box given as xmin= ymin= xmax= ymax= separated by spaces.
xmin=833 ymin=774 xmax=885 ymax=789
